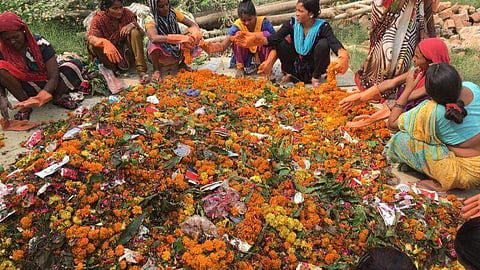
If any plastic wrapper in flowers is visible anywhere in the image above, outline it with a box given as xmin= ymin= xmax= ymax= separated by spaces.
xmin=202 ymin=182 xmax=246 ymax=219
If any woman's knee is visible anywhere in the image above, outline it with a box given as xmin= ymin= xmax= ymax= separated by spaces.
xmin=0 ymin=69 xmax=12 ymax=79
xmin=277 ymin=39 xmax=294 ymax=53
xmin=129 ymin=28 xmax=143 ymax=40
xmin=314 ymin=39 xmax=329 ymax=54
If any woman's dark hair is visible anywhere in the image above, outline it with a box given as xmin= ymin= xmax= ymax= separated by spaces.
xmin=238 ymin=0 xmax=256 ymax=17
xmin=455 ymin=217 xmax=480 ymax=270
xmin=356 ymin=247 xmax=417 ymax=270
xmin=100 ymin=0 xmax=123 ymax=11
xmin=298 ymin=0 xmax=320 ymax=17
xmin=425 ymin=63 xmax=467 ymax=124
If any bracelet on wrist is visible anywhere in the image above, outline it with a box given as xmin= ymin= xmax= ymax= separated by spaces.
xmin=393 ymin=103 xmax=406 ymax=109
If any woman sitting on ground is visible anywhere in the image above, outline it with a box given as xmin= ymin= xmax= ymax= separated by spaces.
xmin=386 ymin=63 xmax=480 ymax=191
xmin=145 ymin=0 xmax=202 ymax=83
xmin=0 ymin=12 xmax=83 ymax=121
xmin=455 ymin=217 xmax=480 ymax=270
xmin=356 ymin=247 xmax=417 ymax=270
xmin=339 ymin=38 xmax=450 ymax=128
xmin=87 ymin=0 xmax=149 ymax=84
xmin=462 ymin=194 xmax=480 ymax=220
xmin=200 ymin=0 xmax=276 ymax=78
xmin=235 ymin=0 xmax=349 ymax=87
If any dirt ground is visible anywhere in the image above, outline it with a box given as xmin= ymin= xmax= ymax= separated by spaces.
xmin=1 ymin=56 xmax=478 ymax=199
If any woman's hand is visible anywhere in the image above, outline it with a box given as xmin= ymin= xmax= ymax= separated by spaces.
xmin=167 ymin=34 xmax=194 ymax=45
xmin=404 ymin=68 xmax=424 ymax=93
xmin=339 ymin=93 xmax=362 ymax=111
xmin=462 ymin=194 xmax=480 ymax=219
xmin=120 ymin=23 xmax=135 ymax=38
xmin=233 ymin=31 xmax=267 ymax=48
xmin=188 ymin=27 xmax=203 ymax=43
xmin=0 ymin=95 xmax=13 ymax=119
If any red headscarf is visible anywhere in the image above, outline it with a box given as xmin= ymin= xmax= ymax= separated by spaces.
xmin=416 ymin=37 xmax=450 ymax=88
xmin=418 ymin=37 xmax=451 ymax=64
xmin=0 ymin=12 xmax=47 ymax=81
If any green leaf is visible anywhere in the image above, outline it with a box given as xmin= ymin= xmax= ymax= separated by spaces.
xmin=172 ymin=237 xmax=184 ymax=253
xmin=122 ymin=133 xmax=132 ymax=141
xmin=163 ymin=156 xmax=182 ymax=169
xmin=366 ymin=140 xmax=378 ymax=147
xmin=292 ymin=180 xmax=307 ymax=193
xmin=117 ymin=214 xmax=147 ymax=245
xmin=208 ymin=145 xmax=229 ymax=155
xmin=292 ymin=205 xmax=304 ymax=218
xmin=89 ymin=174 xmax=104 ymax=183
xmin=278 ymin=168 xmax=290 ymax=177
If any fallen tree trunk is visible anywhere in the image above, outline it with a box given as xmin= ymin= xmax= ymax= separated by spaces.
xmin=333 ymin=6 xmax=372 ymax=20
xmin=204 ymin=3 xmax=372 ymax=42
xmin=196 ymin=0 xmax=335 ymax=30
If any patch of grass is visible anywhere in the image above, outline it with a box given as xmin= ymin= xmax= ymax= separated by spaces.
xmin=450 ymin=0 xmax=480 ymax=7
xmin=346 ymin=46 xmax=367 ymax=74
xmin=451 ymin=49 xmax=480 ymax=84
xmin=332 ymin=22 xmax=369 ymax=73
xmin=29 ymin=20 xmax=87 ymax=56
xmin=332 ymin=22 xmax=369 ymax=45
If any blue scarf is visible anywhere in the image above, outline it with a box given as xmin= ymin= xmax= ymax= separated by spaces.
xmin=293 ymin=18 xmax=325 ymax=56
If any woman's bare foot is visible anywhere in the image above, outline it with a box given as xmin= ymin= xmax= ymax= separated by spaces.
xmin=416 ymin=179 xmax=444 ymax=192
xmin=311 ymin=77 xmax=321 ymax=88
xmin=151 ymin=70 xmax=161 ymax=84
xmin=139 ymin=72 xmax=150 ymax=84
xmin=235 ymin=68 xmax=245 ymax=78
xmin=279 ymin=73 xmax=291 ymax=85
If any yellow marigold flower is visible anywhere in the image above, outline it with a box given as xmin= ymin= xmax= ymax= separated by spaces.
xmin=161 ymin=250 xmax=171 ymax=261
xmin=200 ymin=172 xmax=209 ymax=181
xmin=132 ymin=206 xmax=142 ymax=215
xmin=249 ymin=175 xmax=262 ymax=183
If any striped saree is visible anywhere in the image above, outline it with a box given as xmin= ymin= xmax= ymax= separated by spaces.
xmin=356 ymin=0 xmax=437 ymax=91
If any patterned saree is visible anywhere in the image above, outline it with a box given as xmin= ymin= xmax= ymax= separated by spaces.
xmin=385 ymin=100 xmax=480 ymax=190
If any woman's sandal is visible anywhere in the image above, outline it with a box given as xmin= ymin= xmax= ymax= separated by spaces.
xmin=139 ymin=72 xmax=150 ymax=84
xmin=53 ymin=95 xmax=79 ymax=110
xmin=14 ymin=108 xmax=33 ymax=121
xmin=151 ymin=71 xmax=162 ymax=84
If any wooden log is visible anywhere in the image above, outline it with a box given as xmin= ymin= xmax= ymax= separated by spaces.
xmin=333 ymin=6 xmax=372 ymax=20
xmin=266 ymin=4 xmax=365 ymax=25
xmin=197 ymin=0 xmax=337 ymax=30
xmin=203 ymin=4 xmax=372 ymax=42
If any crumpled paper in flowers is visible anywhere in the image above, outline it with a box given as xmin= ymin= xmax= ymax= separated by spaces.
xmin=180 ymin=215 xmax=218 ymax=238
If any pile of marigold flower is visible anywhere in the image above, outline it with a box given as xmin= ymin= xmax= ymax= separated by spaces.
xmin=0 ymin=63 xmax=464 ymax=269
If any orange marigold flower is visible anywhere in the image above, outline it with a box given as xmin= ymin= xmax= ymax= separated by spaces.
xmin=415 ymin=230 xmax=425 ymax=240
xmin=132 ymin=206 xmax=142 ymax=215
xmin=324 ymin=253 xmax=336 ymax=264
xmin=76 ymin=237 xmax=89 ymax=247
xmin=12 ymin=249 xmax=24 ymax=261
xmin=115 ymin=245 xmax=125 ymax=256
xmin=20 ymin=216 xmax=32 ymax=229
